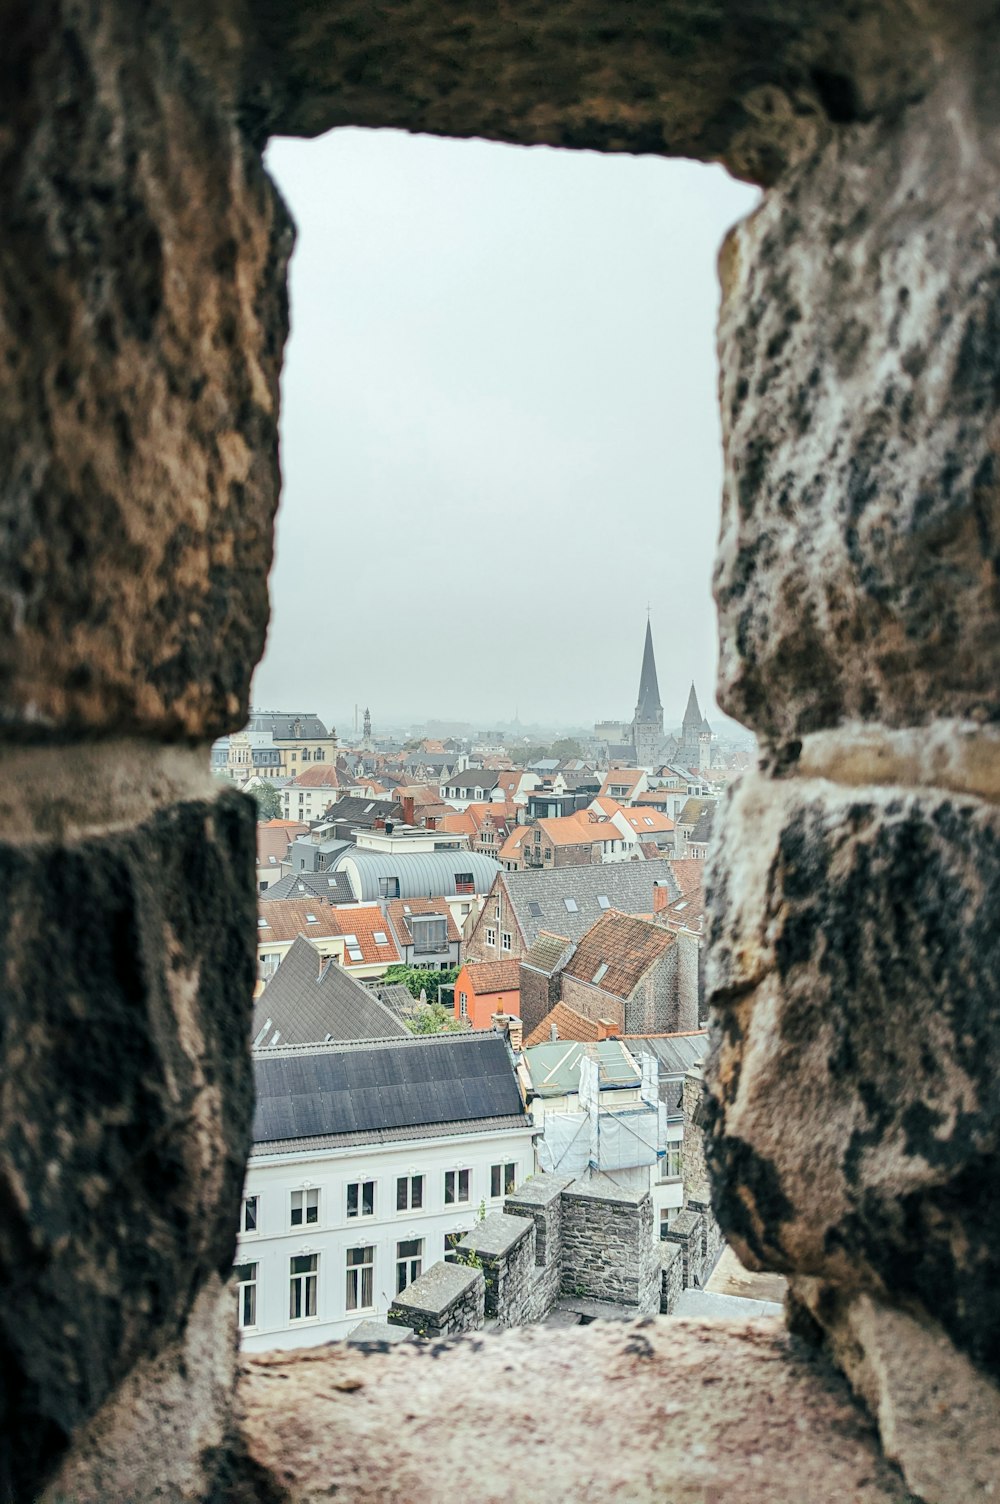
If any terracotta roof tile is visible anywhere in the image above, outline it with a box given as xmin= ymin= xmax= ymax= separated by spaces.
xmin=256 ymin=822 xmax=308 ymax=866
xmin=524 ymin=1002 xmax=602 ymax=1047
xmin=668 ymin=859 xmax=706 ymax=897
xmin=561 ymin=911 xmax=676 ymax=998
xmin=461 ymin=959 xmax=521 ymax=996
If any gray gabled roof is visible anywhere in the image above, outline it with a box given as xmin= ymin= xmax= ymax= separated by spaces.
xmin=263 ymin=870 xmax=355 ymax=904
xmin=252 ymin=936 xmax=407 ymax=1049
xmin=497 ymin=860 xmax=680 ymax=948
xmin=635 ymin=620 xmax=662 ymax=720
xmin=248 ymin=711 xmax=330 ymax=739
xmin=252 ymin=1031 xmax=527 ymax=1144
xmin=631 ymin=1030 xmax=709 ymax=1078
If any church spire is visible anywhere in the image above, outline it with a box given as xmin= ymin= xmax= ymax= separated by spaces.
xmin=682 ymin=681 xmax=702 ymax=729
xmin=635 ymin=619 xmax=662 ymax=722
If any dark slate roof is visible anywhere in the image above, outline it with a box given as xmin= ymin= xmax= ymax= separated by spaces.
xmin=251 ymin=936 xmax=407 ymax=1049
xmin=635 ymin=620 xmax=662 ymax=720
xmin=326 ymin=794 xmax=402 ymax=825
xmin=252 ymin=1032 xmax=527 ymax=1145
xmin=249 ymin=1113 xmax=532 ymax=1158
xmin=248 ymin=711 xmax=330 ymax=739
xmin=688 ymin=808 xmax=715 ymax=844
xmin=372 ymin=982 xmax=418 ymax=1018
xmin=682 ymin=683 xmax=703 ymax=731
xmin=262 ymin=870 xmax=355 ymax=904
xmin=499 ymin=860 xmax=680 ymax=948
xmin=520 ymin=931 xmax=574 ymax=977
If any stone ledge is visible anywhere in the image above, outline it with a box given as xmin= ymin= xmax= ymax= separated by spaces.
xmin=234 ymin=1317 xmax=913 ymax=1502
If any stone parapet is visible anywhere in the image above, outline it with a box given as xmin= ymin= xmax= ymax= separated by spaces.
xmin=389 ymin=1262 xmax=485 ymax=1339
xmin=559 ymin=1176 xmax=659 ymax=1315
xmin=457 ymin=1213 xmax=534 ymax=1326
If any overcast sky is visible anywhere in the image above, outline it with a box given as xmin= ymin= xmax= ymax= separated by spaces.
xmin=254 ymin=128 xmax=758 ymax=735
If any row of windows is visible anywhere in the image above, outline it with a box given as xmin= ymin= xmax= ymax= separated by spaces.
xmin=235 ymin=1227 xmax=482 ymax=1330
xmin=483 ymin=929 xmax=513 ymax=950
xmin=241 ymin=1164 xmax=518 ymax=1235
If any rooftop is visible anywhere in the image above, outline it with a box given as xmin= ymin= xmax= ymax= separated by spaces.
xmin=561 ymin=911 xmax=677 ymax=998
xmin=522 ymin=1038 xmax=639 ymax=1097
xmin=251 ymin=936 xmax=407 ymax=1049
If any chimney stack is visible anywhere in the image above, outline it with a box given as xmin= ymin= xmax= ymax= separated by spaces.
xmin=597 ymin=1019 xmax=620 ymax=1040
xmin=401 ymin=794 xmax=415 ymax=825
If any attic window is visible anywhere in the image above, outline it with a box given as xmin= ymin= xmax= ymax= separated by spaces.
xmin=564 ymin=898 xmax=578 ymax=912
xmin=341 ymin=933 xmax=358 ymax=945
xmin=528 ymin=901 xmax=542 ymax=917
xmin=257 ymin=918 xmax=269 ymax=928
xmin=675 ymin=900 xmax=688 ymax=910
xmin=347 ymin=946 xmax=364 ymax=962
xmin=644 ymin=817 xmax=654 ymax=826
xmin=306 ymin=913 xmax=318 ymax=924
xmin=374 ymin=931 xmax=389 ymax=945
xmin=597 ymin=896 xmax=610 ymax=909
xmin=593 ymin=962 xmax=609 ymax=984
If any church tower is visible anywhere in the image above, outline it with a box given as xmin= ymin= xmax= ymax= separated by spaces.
xmin=680 ymin=682 xmax=710 ymax=767
xmin=362 ymin=706 xmax=372 ymax=750
xmin=631 ymin=620 xmax=664 ymax=768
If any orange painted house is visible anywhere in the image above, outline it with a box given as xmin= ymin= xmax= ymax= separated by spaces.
xmin=453 ymin=959 xmax=521 ymax=1029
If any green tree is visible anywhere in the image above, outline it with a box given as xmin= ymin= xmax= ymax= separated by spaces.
xmin=249 ymin=780 xmax=283 ymax=820
xmin=550 ymin=737 xmax=583 ymax=760
xmin=382 ymin=964 xmax=460 ymax=1000
xmin=512 ymin=743 xmax=550 ymax=767
xmin=407 ymin=1000 xmax=465 ymax=1035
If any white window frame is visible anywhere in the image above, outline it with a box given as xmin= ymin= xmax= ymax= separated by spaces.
xmin=444 ymin=1168 xmax=470 ymax=1205
xmin=289 ymin=1253 xmax=318 ymax=1321
xmin=490 ymin=1162 xmax=516 ymax=1199
xmin=396 ymin=1237 xmax=423 ymax=1294
xmin=501 ymin=931 xmax=512 ymax=952
xmin=485 ymin=927 xmax=496 ymax=947
xmin=242 ymin=1194 xmax=259 ymax=1235
xmin=396 ymin=1174 xmax=424 ymax=1213
xmin=235 ymin=1260 xmax=258 ymax=1329
xmin=345 ymin=1245 xmax=375 ymax=1313
xmin=290 ymin=1187 xmax=319 ymax=1229
xmin=347 ymin=1179 xmax=375 ymax=1219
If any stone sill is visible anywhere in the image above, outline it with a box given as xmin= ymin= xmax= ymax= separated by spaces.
xmin=234 ymin=1316 xmax=910 ymax=1502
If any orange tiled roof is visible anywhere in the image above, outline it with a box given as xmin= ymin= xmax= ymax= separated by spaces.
xmin=385 ymin=897 xmax=461 ymax=947
xmin=589 ymin=795 xmax=626 ymax=820
xmin=256 ymin=899 xmax=344 ymax=944
xmin=333 ymin=904 xmax=402 ymax=967
xmin=660 ymin=886 xmax=708 ymax=936
xmin=623 ymin=808 xmax=674 ymax=834
xmin=524 ymin=1002 xmax=602 ymax=1047
xmin=461 ymin=959 xmax=521 ymax=996
xmin=499 ymin=826 xmax=533 ymax=862
xmin=536 ymin=812 xmax=622 ymax=848
xmin=561 ymin=910 xmax=676 ymax=998
xmin=290 ymin=765 xmax=344 ymax=787
xmin=599 ymin=769 xmax=644 ymax=799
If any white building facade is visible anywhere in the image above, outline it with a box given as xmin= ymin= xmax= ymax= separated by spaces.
xmin=236 ymin=1034 xmax=535 ymax=1351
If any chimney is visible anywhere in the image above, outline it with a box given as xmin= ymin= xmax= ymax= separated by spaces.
xmin=491 ymin=1010 xmax=508 ymax=1032
xmin=653 ymin=882 xmax=670 ymax=912
xmin=426 ymin=816 xmax=437 ymax=830
xmin=401 ymin=794 xmax=415 ymax=825
xmin=597 ymin=1019 xmax=620 ymax=1040
xmin=374 ymin=816 xmax=386 ymax=831
xmin=549 ymin=1022 xmax=558 ymax=1042
xmin=507 ymin=1017 xmax=523 ymax=1052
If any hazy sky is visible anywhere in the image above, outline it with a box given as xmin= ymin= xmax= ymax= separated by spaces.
xmin=254 ymin=128 xmax=758 ymax=735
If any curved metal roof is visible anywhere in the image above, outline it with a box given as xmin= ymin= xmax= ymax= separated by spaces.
xmin=335 ymin=849 xmax=501 ymax=901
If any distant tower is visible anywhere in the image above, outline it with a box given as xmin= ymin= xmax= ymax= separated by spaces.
xmin=680 ymin=683 xmax=711 ymax=767
xmin=362 ymin=707 xmax=372 ymax=749
xmin=631 ymin=620 xmax=664 ymax=768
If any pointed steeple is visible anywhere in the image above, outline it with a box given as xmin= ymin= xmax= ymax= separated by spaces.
xmin=682 ymin=681 xmax=702 ymax=730
xmin=635 ymin=620 xmax=662 ymax=722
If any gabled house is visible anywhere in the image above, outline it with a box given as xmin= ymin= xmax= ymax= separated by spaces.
xmin=385 ymin=898 xmax=462 ymax=971
xmin=439 ymin=770 xmax=507 ymax=810
xmin=257 ymin=899 xmax=402 ymax=983
xmin=464 ymin=859 xmax=681 ymax=966
xmin=558 ymin=911 xmax=686 ymax=1036
xmin=251 ymin=936 xmax=407 ymax=1049
xmin=453 ymin=959 xmax=521 ymax=1029
xmin=598 ymin=768 xmax=649 ymax=804
xmin=516 ymin=811 xmax=630 ymax=869
xmin=256 ymin=820 xmax=308 ymax=892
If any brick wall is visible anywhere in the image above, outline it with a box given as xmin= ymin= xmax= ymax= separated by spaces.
xmin=559 ymin=1182 xmax=659 ymax=1315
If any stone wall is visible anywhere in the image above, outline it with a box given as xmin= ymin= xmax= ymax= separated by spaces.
xmin=388 ymin=1262 xmax=486 ymax=1339
xmin=560 ymin=1178 xmax=660 ymax=1315
xmin=518 ymin=963 xmax=562 ymax=1040
xmin=660 ymin=1242 xmax=684 ymax=1314
xmin=457 ymin=1212 xmax=534 ymax=1327
xmin=675 ymin=930 xmax=702 ymax=1031
xmin=8 ymin=1 xmax=1000 ymax=1499
xmin=503 ymin=1174 xmax=572 ymax=1322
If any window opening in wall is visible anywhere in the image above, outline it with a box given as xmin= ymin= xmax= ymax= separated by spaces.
xmin=491 ymin=1162 xmax=516 ymax=1198
xmin=396 ymin=1174 xmax=424 ymax=1211
xmin=290 ymin=1254 xmax=318 ymax=1319
xmin=346 ymin=1246 xmax=375 ymax=1311
xmin=235 ymin=1262 xmax=258 ymax=1329
xmin=396 ymin=1238 xmax=423 ymax=1293
xmin=445 ymin=1168 xmax=470 ymax=1204
xmin=291 ymin=1188 xmax=319 ymax=1227
xmin=347 ymin=1180 xmax=375 ymax=1218
xmin=242 ymin=1194 xmax=259 ymax=1234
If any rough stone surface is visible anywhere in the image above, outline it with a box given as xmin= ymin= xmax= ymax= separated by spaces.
xmin=233 ymin=1318 xmax=915 ymax=1502
xmin=0 ymin=787 xmax=257 ymax=1498
xmin=1 ymin=1 xmax=291 ymax=738
xmin=716 ymin=48 xmax=1000 ymax=742
xmin=706 ymin=767 xmax=1000 ymax=1381
xmin=791 ymin=1282 xmax=1000 ymax=1504
xmin=660 ymin=1242 xmax=683 ymax=1314
xmin=239 ymin=0 xmax=975 ymax=185
xmin=560 ymin=1178 xmax=660 ymax=1314
xmin=39 ymin=1275 xmax=237 ymax=1504
xmin=458 ymin=1213 xmax=534 ymax=1327
xmin=388 ymin=1261 xmax=485 ymax=1339
xmin=504 ymin=1173 xmax=571 ymax=1320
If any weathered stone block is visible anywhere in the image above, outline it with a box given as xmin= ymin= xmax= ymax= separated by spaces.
xmin=1 ymin=2 xmax=292 ymax=737
xmin=0 ymin=786 xmax=256 ymax=1498
xmin=716 ymin=52 xmax=1000 ymax=741
xmin=706 ymin=768 xmax=1000 ymax=1380
xmin=389 ymin=1261 xmax=485 ymax=1338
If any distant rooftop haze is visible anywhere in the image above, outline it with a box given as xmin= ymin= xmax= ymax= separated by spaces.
xmin=254 ymin=128 xmax=758 ymax=728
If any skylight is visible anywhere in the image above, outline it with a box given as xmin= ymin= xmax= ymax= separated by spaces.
xmin=306 ymin=913 xmax=318 ymax=923
xmin=564 ymin=898 xmax=578 ymax=912
xmin=528 ymin=901 xmax=542 ymax=917
xmin=257 ymin=917 xmax=269 ymax=928
xmin=374 ymin=931 xmax=389 ymax=945
xmin=593 ymin=962 xmax=609 ymax=984
xmin=347 ymin=946 xmax=364 ymax=962
xmin=597 ymin=896 xmax=610 ymax=909
xmin=341 ymin=934 xmax=358 ymax=945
